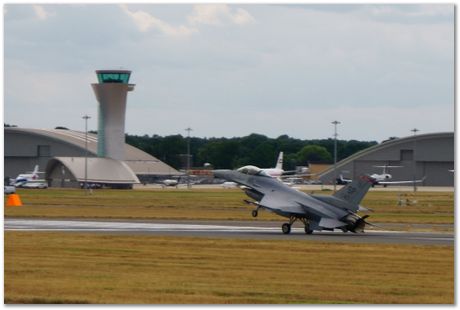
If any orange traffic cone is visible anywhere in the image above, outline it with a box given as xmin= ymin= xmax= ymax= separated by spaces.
xmin=6 ymin=193 xmax=22 ymax=207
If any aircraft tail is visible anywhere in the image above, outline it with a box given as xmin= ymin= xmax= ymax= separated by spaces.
xmin=333 ymin=175 xmax=374 ymax=206
xmin=33 ymin=165 xmax=39 ymax=174
xmin=275 ymin=152 xmax=283 ymax=170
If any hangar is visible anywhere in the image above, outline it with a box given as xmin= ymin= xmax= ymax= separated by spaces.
xmin=4 ymin=127 xmax=180 ymax=187
xmin=319 ymin=132 xmax=454 ymax=186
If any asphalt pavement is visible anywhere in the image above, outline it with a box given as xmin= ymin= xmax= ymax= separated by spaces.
xmin=4 ymin=218 xmax=454 ymax=245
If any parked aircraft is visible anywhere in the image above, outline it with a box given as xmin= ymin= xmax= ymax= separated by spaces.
xmin=336 ymin=171 xmax=352 ymax=185
xmin=13 ymin=165 xmax=47 ymax=188
xmin=162 ymin=179 xmax=179 ymax=187
xmin=336 ymin=166 xmax=425 ymax=187
xmin=370 ymin=165 xmax=425 ymax=187
xmin=260 ymin=152 xmax=285 ymax=177
xmin=257 ymin=151 xmax=311 ymax=179
xmin=13 ymin=165 xmax=40 ymax=185
xmin=214 ymin=166 xmax=375 ymax=234
xmin=222 ymin=181 xmax=238 ymax=188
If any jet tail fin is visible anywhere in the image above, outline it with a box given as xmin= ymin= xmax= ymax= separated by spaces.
xmin=333 ymin=175 xmax=374 ymax=206
xmin=33 ymin=165 xmax=39 ymax=174
xmin=275 ymin=152 xmax=283 ymax=170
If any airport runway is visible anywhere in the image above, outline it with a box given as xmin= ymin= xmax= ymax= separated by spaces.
xmin=4 ymin=218 xmax=454 ymax=245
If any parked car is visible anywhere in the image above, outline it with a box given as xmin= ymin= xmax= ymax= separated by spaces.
xmin=4 ymin=185 xmax=16 ymax=194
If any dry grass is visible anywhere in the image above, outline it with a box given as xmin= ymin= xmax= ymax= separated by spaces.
xmin=5 ymin=188 xmax=454 ymax=226
xmin=4 ymin=232 xmax=453 ymax=304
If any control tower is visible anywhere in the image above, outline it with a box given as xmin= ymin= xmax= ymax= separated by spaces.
xmin=91 ymin=70 xmax=135 ymax=160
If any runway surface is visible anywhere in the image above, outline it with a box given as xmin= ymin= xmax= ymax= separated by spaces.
xmin=4 ymin=218 xmax=454 ymax=245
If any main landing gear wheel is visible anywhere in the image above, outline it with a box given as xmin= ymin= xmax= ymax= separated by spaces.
xmin=304 ymin=224 xmax=313 ymax=235
xmin=251 ymin=210 xmax=258 ymax=217
xmin=282 ymin=223 xmax=291 ymax=234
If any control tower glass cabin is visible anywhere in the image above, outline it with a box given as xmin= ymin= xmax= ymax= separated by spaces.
xmin=91 ymin=70 xmax=135 ymax=161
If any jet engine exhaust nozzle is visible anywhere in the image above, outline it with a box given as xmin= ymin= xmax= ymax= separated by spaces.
xmin=344 ymin=214 xmax=369 ymax=233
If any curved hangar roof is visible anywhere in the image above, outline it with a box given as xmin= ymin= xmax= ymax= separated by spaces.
xmin=318 ymin=132 xmax=454 ymax=186
xmin=47 ymin=157 xmax=140 ymax=184
xmin=5 ymin=127 xmax=180 ymax=175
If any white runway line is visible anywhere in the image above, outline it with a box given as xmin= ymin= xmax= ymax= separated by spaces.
xmin=4 ymin=219 xmax=452 ymax=239
xmin=5 ymin=219 xmax=281 ymax=232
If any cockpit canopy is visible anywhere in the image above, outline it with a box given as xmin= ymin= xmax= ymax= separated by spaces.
xmin=237 ymin=165 xmax=270 ymax=177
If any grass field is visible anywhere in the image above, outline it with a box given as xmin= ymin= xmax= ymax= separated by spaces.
xmin=5 ymin=188 xmax=454 ymax=227
xmin=4 ymin=232 xmax=454 ymax=304
xmin=4 ymin=188 xmax=454 ymax=304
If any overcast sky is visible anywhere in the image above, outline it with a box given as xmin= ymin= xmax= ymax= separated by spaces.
xmin=4 ymin=3 xmax=454 ymax=142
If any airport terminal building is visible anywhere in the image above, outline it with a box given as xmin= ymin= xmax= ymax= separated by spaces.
xmin=318 ymin=132 xmax=454 ymax=186
xmin=4 ymin=127 xmax=180 ymax=187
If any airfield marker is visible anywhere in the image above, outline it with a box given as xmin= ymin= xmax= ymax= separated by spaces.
xmin=6 ymin=193 xmax=23 ymax=207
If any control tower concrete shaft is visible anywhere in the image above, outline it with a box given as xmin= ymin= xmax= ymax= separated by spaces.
xmin=91 ymin=70 xmax=135 ymax=160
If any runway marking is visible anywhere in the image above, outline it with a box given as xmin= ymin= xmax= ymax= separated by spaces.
xmin=4 ymin=219 xmax=454 ymax=242
xmin=5 ymin=219 xmax=281 ymax=232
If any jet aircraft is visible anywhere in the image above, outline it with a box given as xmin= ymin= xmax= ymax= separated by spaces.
xmin=336 ymin=166 xmax=425 ymax=187
xmin=256 ymin=151 xmax=311 ymax=179
xmin=259 ymin=152 xmax=285 ymax=178
xmin=214 ymin=166 xmax=374 ymax=234
xmin=161 ymin=179 xmax=179 ymax=187
xmin=13 ymin=165 xmax=47 ymax=187
xmin=369 ymin=165 xmax=425 ymax=187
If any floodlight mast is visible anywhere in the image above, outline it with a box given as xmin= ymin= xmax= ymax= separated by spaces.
xmin=185 ymin=127 xmax=193 ymax=189
xmin=411 ymin=128 xmax=419 ymax=193
xmin=82 ymin=114 xmax=91 ymax=194
xmin=332 ymin=120 xmax=341 ymax=193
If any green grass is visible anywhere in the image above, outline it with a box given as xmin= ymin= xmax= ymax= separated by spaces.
xmin=4 ymin=232 xmax=454 ymax=304
xmin=5 ymin=188 xmax=454 ymax=227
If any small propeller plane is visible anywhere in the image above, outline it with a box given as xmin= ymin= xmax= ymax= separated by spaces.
xmin=214 ymin=166 xmax=375 ymax=234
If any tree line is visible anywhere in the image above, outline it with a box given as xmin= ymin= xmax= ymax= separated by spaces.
xmin=125 ymin=133 xmax=377 ymax=170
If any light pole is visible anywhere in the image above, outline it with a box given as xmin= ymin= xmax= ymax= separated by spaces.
xmin=82 ymin=115 xmax=91 ymax=194
xmin=411 ymin=128 xmax=419 ymax=193
xmin=185 ymin=127 xmax=192 ymax=189
xmin=332 ymin=121 xmax=340 ymax=193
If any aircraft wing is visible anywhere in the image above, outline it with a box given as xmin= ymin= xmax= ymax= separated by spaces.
xmin=378 ymin=177 xmax=426 ymax=185
xmin=259 ymin=193 xmax=305 ymax=215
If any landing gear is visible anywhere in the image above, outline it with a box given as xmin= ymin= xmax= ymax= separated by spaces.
xmin=281 ymin=217 xmax=314 ymax=235
xmin=282 ymin=223 xmax=291 ymax=234
xmin=301 ymin=218 xmax=313 ymax=234
xmin=304 ymin=223 xmax=313 ymax=235
xmin=282 ymin=216 xmax=297 ymax=234
xmin=244 ymin=200 xmax=260 ymax=218
xmin=281 ymin=216 xmax=313 ymax=235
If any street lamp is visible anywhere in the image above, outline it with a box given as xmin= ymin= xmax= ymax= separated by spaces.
xmin=185 ymin=127 xmax=193 ymax=189
xmin=332 ymin=121 xmax=341 ymax=193
xmin=411 ymin=128 xmax=419 ymax=193
xmin=82 ymin=115 xmax=91 ymax=194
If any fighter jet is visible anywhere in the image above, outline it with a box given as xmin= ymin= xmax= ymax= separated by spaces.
xmin=214 ymin=165 xmax=375 ymax=234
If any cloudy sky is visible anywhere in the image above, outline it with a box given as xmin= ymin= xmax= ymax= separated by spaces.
xmin=4 ymin=3 xmax=454 ymax=142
